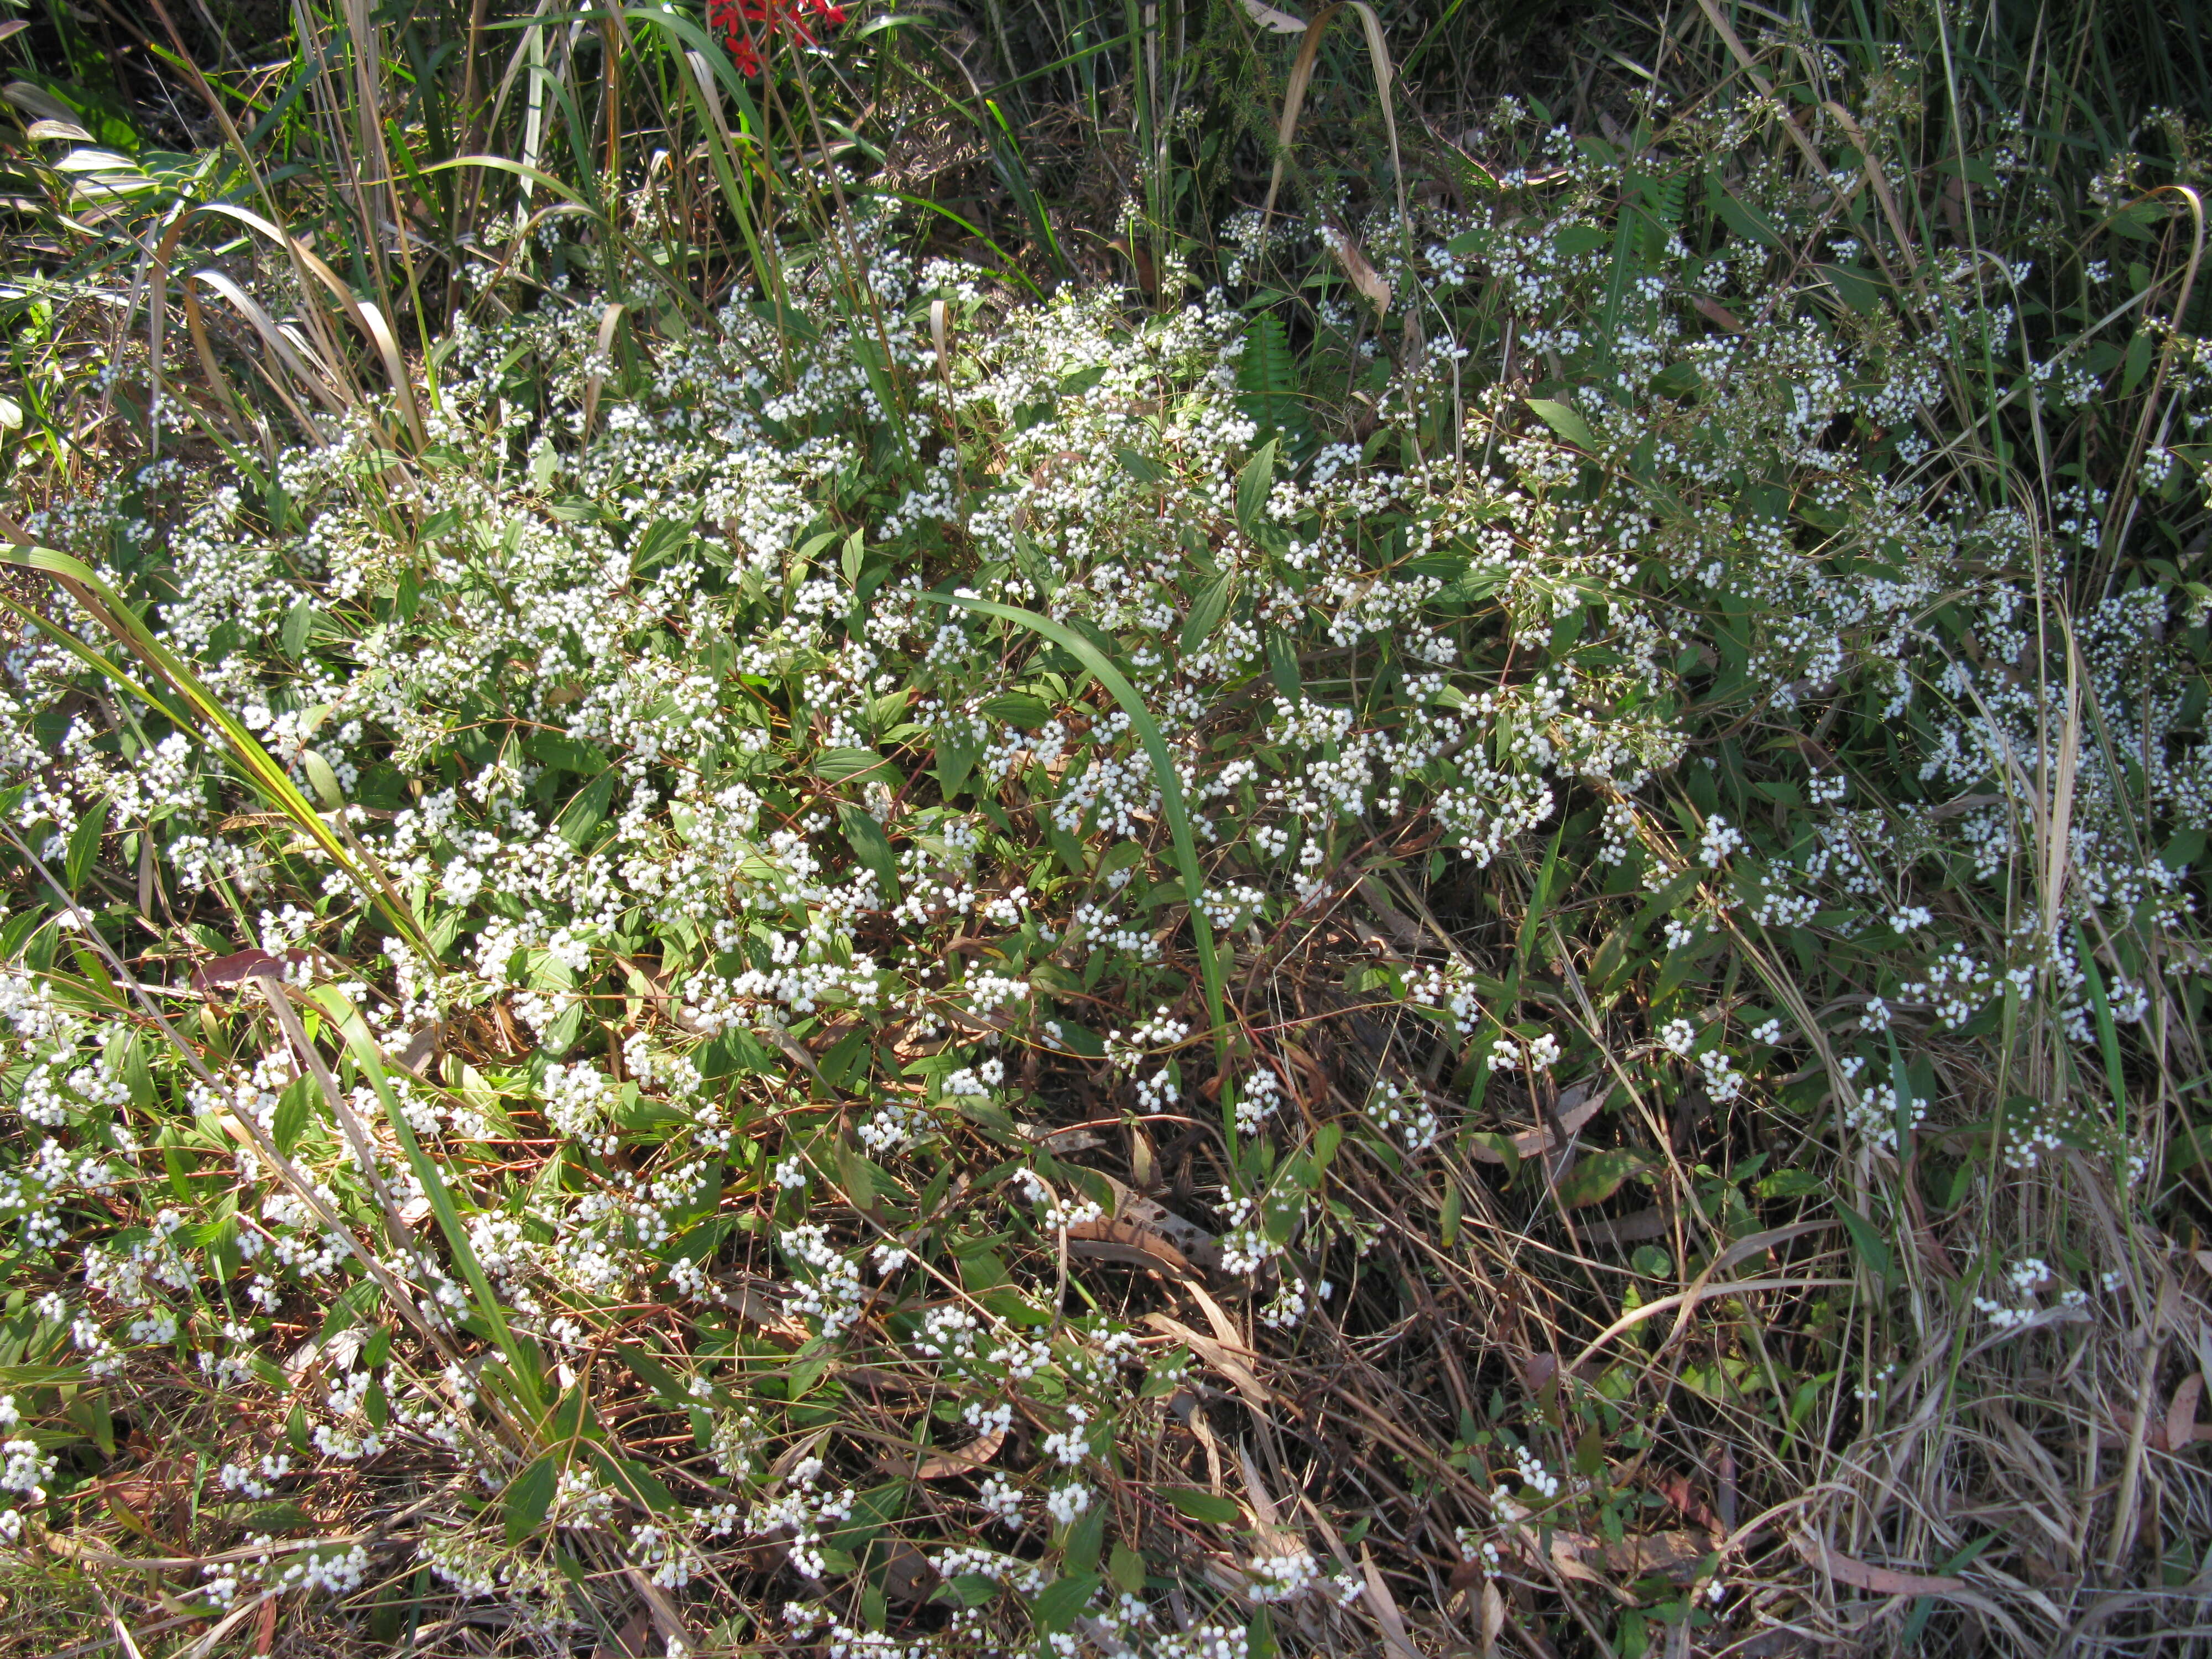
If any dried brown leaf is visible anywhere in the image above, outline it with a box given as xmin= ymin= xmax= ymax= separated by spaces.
xmin=1463 ymin=1084 xmax=1608 ymax=1165
xmin=1792 ymin=1530 xmax=1964 ymax=1594
xmin=1240 ymin=0 xmax=1308 ymax=30
xmin=915 ymin=1427 xmax=1005 ymax=1479
xmin=2167 ymin=1371 xmax=2203 ymax=1451
xmin=1066 ymin=1217 xmax=1196 ymax=1279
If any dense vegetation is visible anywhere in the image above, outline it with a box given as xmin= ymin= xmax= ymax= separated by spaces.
xmin=1 ymin=1 xmax=2210 ymax=1655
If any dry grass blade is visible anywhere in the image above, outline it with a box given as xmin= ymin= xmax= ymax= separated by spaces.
xmin=1240 ymin=0 xmax=1310 ymax=33
xmin=1259 ymin=2 xmax=1407 ymax=240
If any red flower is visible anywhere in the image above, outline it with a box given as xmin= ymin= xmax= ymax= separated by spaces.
xmin=709 ymin=0 xmax=843 ymax=75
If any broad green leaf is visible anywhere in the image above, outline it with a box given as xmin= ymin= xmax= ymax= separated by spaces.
xmin=555 ymin=769 xmax=615 ymax=849
xmin=1109 ymin=1541 xmax=1147 ymax=1594
xmin=1554 ymin=1148 xmax=1647 ymax=1209
xmin=1159 ymin=1486 xmax=1242 ymax=1525
xmin=1834 ymin=1201 xmax=1893 ymax=1285
xmin=1236 ymin=439 xmax=1279 ymax=539
xmin=1525 ymin=397 xmax=1595 ymax=452
xmin=65 ymin=795 xmax=110 ymax=890
xmin=1032 ymin=1572 xmax=1104 ymax=1632
xmin=837 ymin=802 xmax=899 ymax=896
xmin=504 ymin=1453 xmax=559 ymax=1543
xmin=1180 ymin=570 xmax=1235 ymax=657
xmin=272 ymin=1076 xmax=316 ymax=1156
xmin=815 ymin=747 xmax=893 ymax=784
xmin=979 ymin=691 xmax=1052 ymax=729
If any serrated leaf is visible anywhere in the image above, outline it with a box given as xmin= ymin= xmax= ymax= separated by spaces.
xmin=937 ymin=1572 xmax=1000 ymax=1607
xmin=1116 ymin=447 xmax=1163 ymax=484
xmin=555 ymin=769 xmax=615 ymax=849
xmin=1109 ymin=1540 xmax=1147 ymax=1593
xmin=301 ymin=749 xmax=344 ymax=809
xmin=272 ymin=1075 xmax=316 ymax=1156
xmin=281 ymin=597 xmax=317 ymax=658
xmin=1711 ymin=187 xmax=1782 ymax=248
xmin=1817 ymin=263 xmax=1881 ymax=316
xmin=1755 ymin=1167 xmax=1825 ymax=1199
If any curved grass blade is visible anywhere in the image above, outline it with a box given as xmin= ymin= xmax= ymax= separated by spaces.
xmin=311 ymin=984 xmax=546 ymax=1421
xmin=918 ymin=592 xmax=1228 ymax=1103
xmin=0 ymin=544 xmax=435 ymax=958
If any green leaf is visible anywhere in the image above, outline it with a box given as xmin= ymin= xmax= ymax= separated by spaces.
xmin=919 ymin=593 xmax=1226 ymax=1084
xmin=614 ymin=1342 xmax=689 ymax=1405
xmin=1116 ymin=447 xmax=1163 ymax=484
xmin=1032 ymin=1572 xmax=1104 ymax=1632
xmin=1554 ymin=1148 xmax=1647 ymax=1209
xmin=815 ymin=747 xmax=894 ymax=785
xmin=1525 ymin=397 xmax=1595 ymax=452
xmin=979 ymin=691 xmax=1051 ymax=729
xmin=505 ymin=1453 xmax=559 ymax=1543
xmin=555 ymin=769 xmax=615 ymax=849
xmin=281 ymin=597 xmax=317 ymax=658
xmin=1180 ymin=570 xmax=1235 ymax=658
xmin=1160 ymin=1486 xmax=1242 ymax=1525
xmin=937 ymin=1573 xmax=1000 ymax=1608
xmin=837 ymin=803 xmax=900 ymax=897
xmin=272 ymin=1075 xmax=316 ymax=1156
xmin=2121 ymin=327 xmax=2156 ymax=398
xmin=1711 ymin=186 xmax=1782 ymax=247
xmin=1816 ymin=263 xmax=1881 ymax=315
xmin=1108 ymin=1541 xmax=1147 ymax=1594
xmin=1265 ymin=630 xmax=1302 ymax=701
xmin=1834 ymin=1201 xmax=1893 ymax=1285
xmin=1467 ymin=1130 xmax=1522 ymax=1181
xmin=300 ymin=749 xmax=345 ymax=810
xmin=1754 ymin=1167 xmax=1824 ymax=1199
xmin=1236 ymin=439 xmax=1279 ymax=539
xmin=1065 ymin=1497 xmax=1105 ymax=1569
xmin=65 ymin=795 xmax=111 ymax=890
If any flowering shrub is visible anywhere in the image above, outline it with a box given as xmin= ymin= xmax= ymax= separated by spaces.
xmin=0 ymin=42 xmax=2207 ymax=1658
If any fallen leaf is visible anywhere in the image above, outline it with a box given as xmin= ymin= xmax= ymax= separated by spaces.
xmin=2167 ymin=1371 xmax=2203 ymax=1451
xmin=1142 ymin=1312 xmax=1273 ymax=1407
xmin=878 ymin=1539 xmax=939 ymax=1603
xmin=1359 ymin=1545 xmax=1425 ymax=1659
xmin=1066 ymin=1217 xmax=1196 ymax=1279
xmin=1239 ymin=0 xmax=1308 ymax=30
xmin=1322 ymin=224 xmax=1391 ymax=315
xmin=1103 ymin=1175 xmax=1223 ymax=1270
xmin=1600 ymin=1530 xmax=1712 ymax=1579
xmin=1583 ymin=1205 xmax=1674 ymax=1248
xmin=191 ymin=948 xmax=307 ymax=994
xmin=1792 ymin=1530 xmax=1964 ymax=1594
xmin=914 ymin=1427 xmax=1005 ymax=1479
xmin=1463 ymin=1083 xmax=1609 ymax=1165
xmin=1693 ymin=295 xmax=1745 ymax=333
xmin=1480 ymin=1578 xmax=1507 ymax=1656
